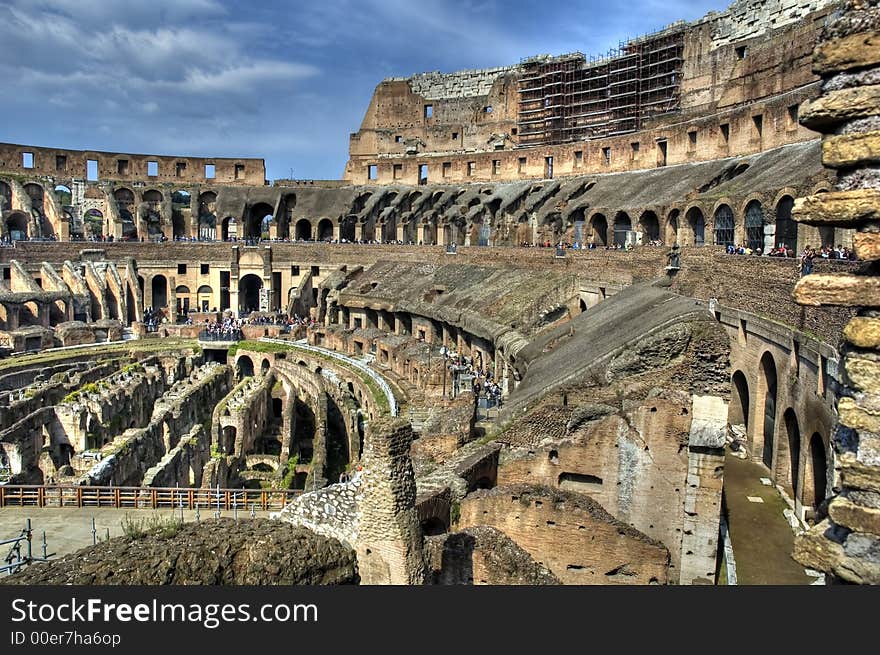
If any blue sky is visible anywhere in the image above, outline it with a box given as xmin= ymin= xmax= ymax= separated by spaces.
xmin=0 ymin=0 xmax=731 ymax=180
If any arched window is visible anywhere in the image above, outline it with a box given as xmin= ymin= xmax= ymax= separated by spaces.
xmin=775 ymin=196 xmax=797 ymax=250
xmin=714 ymin=205 xmax=734 ymax=247
xmin=745 ymin=201 xmax=764 ymax=252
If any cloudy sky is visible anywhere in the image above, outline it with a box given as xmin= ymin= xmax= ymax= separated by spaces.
xmin=0 ymin=0 xmax=731 ymax=180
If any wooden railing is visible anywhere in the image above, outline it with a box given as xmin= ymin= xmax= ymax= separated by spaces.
xmin=0 ymin=485 xmax=301 ymax=511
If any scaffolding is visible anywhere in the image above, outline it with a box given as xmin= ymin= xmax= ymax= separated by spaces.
xmin=517 ymin=26 xmax=685 ymax=147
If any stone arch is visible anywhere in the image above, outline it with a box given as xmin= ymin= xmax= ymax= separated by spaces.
xmin=713 ymin=204 xmax=735 ymax=247
xmin=115 ymin=188 xmax=136 ymax=239
xmin=221 ymin=217 xmax=236 ymax=241
xmin=278 ymin=193 xmax=297 ymax=239
xmin=804 ymin=433 xmax=828 ymax=511
xmin=5 ymin=211 xmax=29 ymax=240
xmin=151 ymin=275 xmax=168 ymax=309
xmin=612 ymin=211 xmax=631 ymax=247
xmin=237 ymin=355 xmax=255 ymax=379
xmin=23 ymin=183 xmax=44 ymax=210
xmin=317 ymin=218 xmax=334 ymax=241
xmin=0 ymin=180 xmax=10 ymax=211
xmin=744 ymin=199 xmax=765 ymax=252
xmin=757 ymin=351 xmax=778 ymax=470
xmin=197 ymin=285 xmax=213 ymax=312
xmin=239 ymin=274 xmax=262 ymax=313
xmin=247 ymin=202 xmax=273 ymax=239
xmin=54 ymin=184 xmax=72 ymax=205
xmin=781 ymin=408 xmax=801 ymax=496
xmin=730 ymin=370 xmax=750 ymax=429
xmin=589 ymin=212 xmax=608 ymax=246
xmin=774 ymin=195 xmax=797 ymax=251
xmin=665 ymin=209 xmax=680 ymax=244
xmin=84 ymin=209 xmax=104 ymax=239
xmin=638 ymin=210 xmax=660 ymax=243
xmin=171 ymin=189 xmax=190 ymax=239
xmin=198 ymin=191 xmax=217 ymax=240
xmin=295 ymin=218 xmax=312 ymax=241
xmin=684 ymin=206 xmax=705 ymax=247
xmin=175 ymin=285 xmax=191 ymax=314
xmin=261 ymin=358 xmax=271 ymax=375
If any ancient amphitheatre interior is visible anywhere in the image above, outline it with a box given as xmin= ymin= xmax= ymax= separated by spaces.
xmin=0 ymin=0 xmax=878 ymax=586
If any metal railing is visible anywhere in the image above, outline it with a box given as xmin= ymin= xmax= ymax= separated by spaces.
xmin=1 ymin=519 xmax=53 ymax=575
xmin=0 ymin=485 xmax=301 ymax=511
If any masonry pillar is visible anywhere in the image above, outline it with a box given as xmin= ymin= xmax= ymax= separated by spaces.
xmin=169 ymin=275 xmax=178 ymax=324
xmin=396 ymin=223 xmax=405 ymax=243
xmin=7 ymin=305 xmax=19 ymax=330
xmin=355 ymin=222 xmax=365 ymax=242
xmin=437 ymin=223 xmax=446 ymax=247
xmin=143 ymin=275 xmax=153 ymax=309
xmin=230 ymin=246 xmax=240 ymax=315
xmin=355 ymin=418 xmax=426 ymax=585
xmin=678 ymin=395 xmax=726 ymax=585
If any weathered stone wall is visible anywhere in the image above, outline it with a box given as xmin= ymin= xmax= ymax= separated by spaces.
xmin=424 ymin=526 xmax=560 ymax=585
xmin=142 ymin=424 xmax=210 ymax=488
xmin=345 ymin=0 xmax=837 ymax=184
xmin=0 ymin=142 xmax=265 ymax=185
xmin=717 ymin=303 xmax=840 ymax=518
xmin=458 ymin=484 xmax=670 ymax=584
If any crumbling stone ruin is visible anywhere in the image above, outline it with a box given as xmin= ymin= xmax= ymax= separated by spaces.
xmin=2 ymin=0 xmax=879 ymax=586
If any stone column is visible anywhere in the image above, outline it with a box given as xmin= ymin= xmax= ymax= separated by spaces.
xmin=355 ymin=418 xmax=426 ymax=585
xmin=791 ymin=0 xmax=880 ymax=585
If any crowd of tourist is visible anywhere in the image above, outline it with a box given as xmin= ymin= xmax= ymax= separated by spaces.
xmin=143 ymin=306 xmax=164 ymax=333
xmin=202 ymin=316 xmax=244 ymax=340
xmin=440 ymin=347 xmax=503 ymax=409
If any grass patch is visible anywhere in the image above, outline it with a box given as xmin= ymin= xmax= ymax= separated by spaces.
xmin=120 ymin=513 xmax=184 ymax=541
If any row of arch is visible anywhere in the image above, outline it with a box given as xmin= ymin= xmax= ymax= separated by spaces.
xmin=729 ymin=353 xmax=829 ymax=513
xmin=572 ymin=195 xmax=800 ymax=249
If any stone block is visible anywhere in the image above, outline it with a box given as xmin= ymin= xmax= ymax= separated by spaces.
xmin=839 ymin=394 xmax=880 ymax=434
xmin=840 ymin=452 xmax=880 ymax=493
xmin=830 ymin=496 xmax=880 ymax=534
xmin=844 ymin=316 xmax=880 ymax=348
xmin=794 ymin=519 xmax=880 ymax=584
xmin=800 ymin=85 xmax=880 ymax=130
xmin=854 ymin=232 xmax=880 ymax=261
xmin=813 ymin=31 xmax=880 ymax=74
xmin=845 ymin=351 xmax=880 ymax=391
xmin=792 ymin=189 xmax=880 ymax=225
xmin=822 ymin=131 xmax=880 ymax=168
xmin=793 ymin=273 xmax=880 ymax=307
